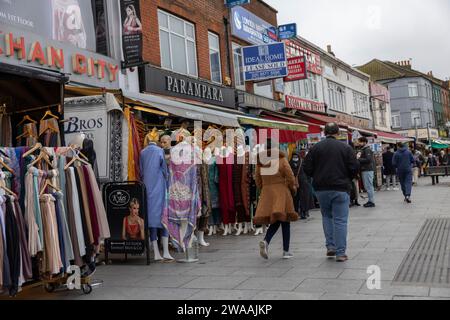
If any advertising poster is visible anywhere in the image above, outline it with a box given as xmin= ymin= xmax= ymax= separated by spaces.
xmin=120 ymin=0 xmax=143 ymax=67
xmin=0 ymin=0 xmax=96 ymax=51
xmin=284 ymin=56 xmax=307 ymax=82
xmin=242 ymin=42 xmax=288 ymax=81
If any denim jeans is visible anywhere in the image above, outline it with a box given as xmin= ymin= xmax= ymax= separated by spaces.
xmin=386 ymin=174 xmax=397 ymax=188
xmin=150 ymin=228 xmax=169 ymax=241
xmin=264 ymin=221 xmax=290 ymax=252
xmin=362 ymin=171 xmax=375 ymax=203
xmin=315 ymin=191 xmax=350 ymax=257
xmin=398 ymin=171 xmax=412 ymax=197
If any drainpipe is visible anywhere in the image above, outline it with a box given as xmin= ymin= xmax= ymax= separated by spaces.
xmin=223 ymin=17 xmax=233 ymax=87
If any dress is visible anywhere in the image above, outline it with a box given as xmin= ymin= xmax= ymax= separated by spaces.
xmin=140 ymin=143 xmax=168 ymax=229
xmin=217 ymin=153 xmax=235 ymax=225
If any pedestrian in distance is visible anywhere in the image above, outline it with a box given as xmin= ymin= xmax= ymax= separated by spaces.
xmin=382 ymin=146 xmax=399 ymax=191
xmin=303 ymin=123 xmax=360 ymax=262
xmin=392 ymin=142 xmax=414 ymax=203
xmin=426 ymin=151 xmax=439 ymax=185
xmin=357 ymin=137 xmax=376 ymax=207
xmin=255 ymin=139 xmax=299 ymax=260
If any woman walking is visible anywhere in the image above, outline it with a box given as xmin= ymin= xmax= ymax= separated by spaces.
xmin=255 ymin=141 xmax=299 ymax=260
xmin=290 ymin=151 xmax=315 ymax=219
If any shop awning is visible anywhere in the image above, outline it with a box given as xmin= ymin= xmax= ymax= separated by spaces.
xmin=297 ymin=111 xmax=348 ymax=128
xmin=432 ymin=140 xmax=449 ymax=149
xmin=372 ymin=130 xmax=413 ymax=144
xmin=348 ymin=126 xmax=376 ymax=136
xmin=122 ymin=91 xmax=241 ymax=127
xmin=131 ymin=106 xmax=169 ymax=117
xmin=238 ymin=116 xmax=309 ymax=132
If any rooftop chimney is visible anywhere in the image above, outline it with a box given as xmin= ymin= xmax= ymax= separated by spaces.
xmin=394 ymin=59 xmax=412 ymax=69
xmin=427 ymin=71 xmax=434 ymax=77
xmin=327 ymin=45 xmax=335 ymax=57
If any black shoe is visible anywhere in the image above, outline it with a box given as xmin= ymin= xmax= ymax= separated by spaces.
xmin=405 ymin=197 xmax=412 ymax=203
xmin=354 ymin=202 xmax=361 ymax=207
xmin=363 ymin=202 xmax=375 ymax=208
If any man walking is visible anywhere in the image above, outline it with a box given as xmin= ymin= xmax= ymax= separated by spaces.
xmin=393 ymin=142 xmax=414 ymax=203
xmin=357 ymin=137 xmax=376 ymax=207
xmin=382 ymin=146 xmax=398 ymax=191
xmin=304 ymin=123 xmax=360 ymax=262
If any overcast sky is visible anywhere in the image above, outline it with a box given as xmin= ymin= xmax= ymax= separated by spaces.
xmin=265 ymin=0 xmax=450 ymax=80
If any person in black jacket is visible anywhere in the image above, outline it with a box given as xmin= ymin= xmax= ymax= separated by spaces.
xmin=304 ymin=123 xmax=360 ymax=262
xmin=382 ymin=146 xmax=398 ymax=191
xmin=357 ymin=137 xmax=375 ymax=208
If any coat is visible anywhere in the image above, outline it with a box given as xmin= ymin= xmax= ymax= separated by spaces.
xmin=254 ymin=150 xmax=298 ymax=225
xmin=392 ymin=147 xmax=414 ymax=173
xmin=382 ymin=151 xmax=396 ymax=175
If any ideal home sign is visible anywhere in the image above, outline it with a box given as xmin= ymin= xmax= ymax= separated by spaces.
xmin=0 ymin=26 xmax=120 ymax=88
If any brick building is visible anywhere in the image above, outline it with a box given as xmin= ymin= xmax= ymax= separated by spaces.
xmin=138 ymin=0 xmax=279 ymax=106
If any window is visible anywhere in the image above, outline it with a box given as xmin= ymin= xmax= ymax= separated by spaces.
xmin=328 ymin=81 xmax=346 ymax=112
xmin=310 ymin=73 xmax=318 ymax=100
xmin=392 ymin=113 xmax=401 ymax=128
xmin=408 ymin=82 xmax=419 ymax=97
xmin=232 ymin=43 xmax=244 ymax=90
xmin=411 ymin=111 xmax=421 ymax=127
xmin=208 ymin=32 xmax=222 ymax=84
xmin=425 ymin=83 xmax=432 ymax=99
xmin=353 ymin=91 xmax=369 ymax=118
xmin=379 ymin=104 xmax=386 ymax=126
xmin=254 ymin=80 xmax=273 ymax=99
xmin=158 ymin=10 xmax=197 ymax=77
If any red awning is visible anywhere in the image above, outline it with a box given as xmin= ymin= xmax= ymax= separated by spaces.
xmin=372 ymin=130 xmax=412 ymax=143
xmin=262 ymin=115 xmax=322 ymax=143
xmin=297 ymin=112 xmax=349 ymax=128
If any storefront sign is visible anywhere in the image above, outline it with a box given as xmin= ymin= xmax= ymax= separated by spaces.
xmin=225 ymin=0 xmax=250 ymax=7
xmin=230 ymin=6 xmax=278 ymax=45
xmin=285 ymin=95 xmax=326 ymax=113
xmin=237 ymin=91 xmax=284 ymax=112
xmin=0 ymin=26 xmax=120 ymax=88
xmin=0 ymin=0 xmax=96 ymax=52
xmin=285 ymin=40 xmax=322 ymax=75
xmin=284 ymin=56 xmax=307 ymax=82
xmin=242 ymin=42 xmax=287 ymax=81
xmin=397 ymin=128 xmax=439 ymax=140
xmin=144 ymin=65 xmax=236 ymax=108
xmin=120 ymin=0 xmax=144 ymax=68
xmin=278 ymin=23 xmax=297 ymax=40
xmin=333 ymin=112 xmax=370 ymax=130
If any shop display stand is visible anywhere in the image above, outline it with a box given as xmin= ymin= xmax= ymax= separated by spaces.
xmin=177 ymin=238 xmax=199 ymax=263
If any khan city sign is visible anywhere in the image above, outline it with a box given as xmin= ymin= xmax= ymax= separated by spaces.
xmin=285 ymin=95 xmax=326 ymax=113
xmin=0 ymin=26 xmax=120 ymax=88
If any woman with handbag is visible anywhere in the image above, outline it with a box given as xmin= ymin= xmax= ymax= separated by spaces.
xmin=255 ymin=140 xmax=299 ymax=260
xmin=290 ymin=151 xmax=316 ymax=219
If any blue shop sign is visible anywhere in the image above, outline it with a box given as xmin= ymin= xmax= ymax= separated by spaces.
xmin=242 ymin=42 xmax=288 ymax=81
xmin=278 ymin=23 xmax=297 ymax=40
xmin=225 ymin=0 xmax=250 ymax=7
xmin=231 ymin=6 xmax=278 ymax=45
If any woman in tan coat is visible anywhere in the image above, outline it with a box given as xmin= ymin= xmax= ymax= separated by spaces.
xmin=255 ymin=144 xmax=299 ymax=259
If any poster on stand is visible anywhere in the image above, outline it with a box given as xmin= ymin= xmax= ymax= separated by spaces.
xmin=119 ymin=0 xmax=144 ymax=68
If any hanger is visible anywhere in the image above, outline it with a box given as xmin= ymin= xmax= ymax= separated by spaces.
xmin=0 ymin=185 xmax=17 ymax=198
xmin=39 ymin=179 xmax=61 ymax=196
xmin=22 ymin=143 xmax=43 ymax=158
xmin=64 ymin=151 xmax=90 ymax=170
xmin=17 ymin=115 xmax=37 ymax=127
xmin=67 ymin=144 xmax=89 ymax=162
xmin=30 ymin=151 xmax=53 ymax=168
xmin=40 ymin=109 xmax=59 ymax=121
xmin=0 ymin=157 xmax=14 ymax=174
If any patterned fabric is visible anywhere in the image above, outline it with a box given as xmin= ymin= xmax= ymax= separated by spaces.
xmin=162 ymin=142 xmax=200 ymax=251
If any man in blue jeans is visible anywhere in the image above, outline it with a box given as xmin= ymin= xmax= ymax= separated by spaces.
xmin=304 ymin=123 xmax=360 ymax=262
xmin=357 ymin=137 xmax=376 ymax=208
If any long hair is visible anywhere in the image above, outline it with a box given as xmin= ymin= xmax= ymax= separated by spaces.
xmin=126 ymin=4 xmax=137 ymax=17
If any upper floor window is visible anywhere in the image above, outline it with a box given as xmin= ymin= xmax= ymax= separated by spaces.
xmin=208 ymin=32 xmax=222 ymax=84
xmin=328 ymin=81 xmax=346 ymax=112
xmin=353 ymin=91 xmax=369 ymax=118
xmin=408 ymin=82 xmax=419 ymax=97
xmin=158 ymin=10 xmax=198 ymax=77
xmin=411 ymin=110 xmax=421 ymax=127
xmin=232 ymin=43 xmax=245 ymax=90
xmin=392 ymin=112 xmax=401 ymax=128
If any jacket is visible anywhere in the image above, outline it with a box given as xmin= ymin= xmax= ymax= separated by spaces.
xmin=359 ymin=145 xmax=375 ymax=172
xmin=382 ymin=151 xmax=396 ymax=175
xmin=392 ymin=147 xmax=414 ymax=173
xmin=303 ymin=136 xmax=360 ymax=193
xmin=254 ymin=150 xmax=298 ymax=225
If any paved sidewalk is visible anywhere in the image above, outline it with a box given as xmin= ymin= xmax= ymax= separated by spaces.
xmin=7 ymin=176 xmax=450 ymax=300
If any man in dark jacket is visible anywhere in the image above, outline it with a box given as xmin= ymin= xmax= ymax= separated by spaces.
xmin=382 ymin=146 xmax=398 ymax=191
xmin=304 ymin=123 xmax=360 ymax=262
xmin=357 ymin=137 xmax=375 ymax=207
xmin=392 ymin=143 xmax=414 ymax=203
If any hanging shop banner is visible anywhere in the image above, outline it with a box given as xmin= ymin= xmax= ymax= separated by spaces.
xmin=0 ymin=0 xmax=96 ymax=52
xmin=284 ymin=56 xmax=307 ymax=82
xmin=119 ymin=0 xmax=144 ymax=68
xmin=242 ymin=42 xmax=288 ymax=82
xmin=278 ymin=23 xmax=297 ymax=40
xmin=230 ymin=6 xmax=278 ymax=45
xmin=225 ymin=0 xmax=250 ymax=7
xmin=285 ymin=40 xmax=323 ymax=75
xmin=103 ymin=181 xmax=150 ymax=262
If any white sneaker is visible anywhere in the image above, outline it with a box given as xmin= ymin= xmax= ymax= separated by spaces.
xmin=387 ymin=187 xmax=392 ymax=191
xmin=283 ymin=252 xmax=294 ymax=259
xmin=259 ymin=241 xmax=268 ymax=259
xmin=393 ymin=187 xmax=399 ymax=191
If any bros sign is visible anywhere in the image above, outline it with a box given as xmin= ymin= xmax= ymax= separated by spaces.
xmin=0 ymin=27 xmax=119 ymax=88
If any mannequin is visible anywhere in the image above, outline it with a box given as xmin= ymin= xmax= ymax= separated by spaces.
xmin=162 ymin=137 xmax=201 ymax=252
xmin=140 ymin=135 xmax=173 ymax=261
xmin=233 ymin=143 xmax=248 ymax=236
xmin=204 ymin=147 xmax=221 ymax=237
xmin=217 ymin=144 xmax=235 ymax=236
